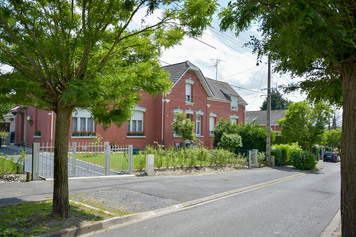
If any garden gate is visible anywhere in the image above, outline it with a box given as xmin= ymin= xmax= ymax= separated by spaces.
xmin=31 ymin=142 xmax=133 ymax=180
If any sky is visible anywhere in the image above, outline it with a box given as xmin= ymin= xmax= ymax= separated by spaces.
xmin=155 ymin=2 xmax=307 ymax=111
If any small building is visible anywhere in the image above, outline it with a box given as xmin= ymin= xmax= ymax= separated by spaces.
xmin=14 ymin=61 xmax=247 ymax=150
xmin=245 ymin=110 xmax=287 ymax=131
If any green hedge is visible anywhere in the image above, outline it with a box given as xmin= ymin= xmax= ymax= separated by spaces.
xmin=291 ymin=151 xmax=317 ymax=170
xmin=271 ymin=143 xmax=303 ymax=166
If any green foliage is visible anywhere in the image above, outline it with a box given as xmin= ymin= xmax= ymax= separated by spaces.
xmin=278 ymin=102 xmax=331 ymax=151
xmin=214 ymin=119 xmax=273 ymax=152
xmin=271 ymin=143 xmax=303 ymax=166
xmin=322 ymin=129 xmax=342 ymax=150
xmin=291 ymin=151 xmax=318 ymax=170
xmin=219 ymin=0 xmax=354 ymax=106
xmin=0 ymin=200 xmax=112 ymax=236
xmin=0 ymin=152 xmax=25 ymax=177
xmin=217 ymin=133 xmax=242 ymax=153
xmin=172 ymin=112 xmax=196 ymax=145
xmin=141 ymin=146 xmax=247 ymax=169
xmin=260 ymin=89 xmax=290 ymax=111
xmin=236 ymin=123 xmax=273 ymax=151
xmin=0 ymin=94 xmax=14 ymax=122
xmin=257 ymin=152 xmax=266 ymax=167
xmin=213 ymin=118 xmax=237 ymax=147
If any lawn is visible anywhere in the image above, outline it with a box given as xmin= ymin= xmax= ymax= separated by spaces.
xmin=0 ymin=200 xmax=114 ymax=236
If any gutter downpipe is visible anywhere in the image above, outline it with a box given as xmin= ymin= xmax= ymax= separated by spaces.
xmin=161 ymin=94 xmax=164 ymax=145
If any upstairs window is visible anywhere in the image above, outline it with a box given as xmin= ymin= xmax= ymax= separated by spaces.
xmin=185 ymin=78 xmax=194 ymax=104
xmin=186 ymin=83 xmax=192 ymax=102
xmin=231 ymin=96 xmax=238 ymax=111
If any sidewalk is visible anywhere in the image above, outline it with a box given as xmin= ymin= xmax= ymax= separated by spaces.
xmin=0 ymin=164 xmax=341 ymax=236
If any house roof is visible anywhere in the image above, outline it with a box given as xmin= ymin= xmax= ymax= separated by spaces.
xmin=162 ymin=61 xmax=247 ymax=105
xmin=162 ymin=61 xmax=197 ymax=84
xmin=245 ymin=110 xmax=287 ymax=125
xmin=205 ymin=78 xmax=247 ymax=105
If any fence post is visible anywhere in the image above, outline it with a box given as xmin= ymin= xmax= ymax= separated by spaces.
xmin=128 ymin=145 xmax=133 ymax=173
xmin=248 ymin=150 xmax=251 ymax=169
xmin=146 ymin=154 xmax=154 ymax=176
xmin=72 ymin=142 xmax=77 ymax=176
xmin=32 ymin=143 xmax=40 ymax=180
xmin=104 ymin=142 xmax=110 ymax=175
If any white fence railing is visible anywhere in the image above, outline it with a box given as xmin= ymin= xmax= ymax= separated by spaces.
xmin=32 ymin=142 xmax=133 ymax=179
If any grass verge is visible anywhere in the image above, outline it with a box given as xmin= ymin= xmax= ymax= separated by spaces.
xmin=0 ymin=200 xmax=114 ymax=236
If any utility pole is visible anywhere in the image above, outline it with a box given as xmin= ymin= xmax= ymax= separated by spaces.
xmin=266 ymin=56 xmax=271 ymax=163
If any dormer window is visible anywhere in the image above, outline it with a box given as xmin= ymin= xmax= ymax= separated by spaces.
xmin=231 ymin=96 xmax=238 ymax=111
xmin=185 ymin=78 xmax=194 ymax=104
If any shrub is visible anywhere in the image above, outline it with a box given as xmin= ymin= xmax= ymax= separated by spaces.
xmin=291 ymin=151 xmax=317 ymax=170
xmin=272 ymin=143 xmax=303 ymax=166
xmin=0 ymin=152 xmax=25 ymax=177
xmin=217 ymin=133 xmax=242 ymax=153
xmin=257 ymin=152 xmax=266 ymax=167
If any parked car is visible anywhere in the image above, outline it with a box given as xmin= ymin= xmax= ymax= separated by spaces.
xmin=323 ymin=152 xmax=339 ymax=162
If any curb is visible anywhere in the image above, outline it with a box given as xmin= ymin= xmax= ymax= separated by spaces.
xmin=320 ymin=209 xmax=341 ymax=237
xmin=44 ymin=172 xmax=306 ymax=237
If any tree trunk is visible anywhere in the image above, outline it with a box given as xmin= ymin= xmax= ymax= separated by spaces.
xmin=341 ymin=64 xmax=356 ymax=236
xmin=51 ymin=102 xmax=73 ymax=218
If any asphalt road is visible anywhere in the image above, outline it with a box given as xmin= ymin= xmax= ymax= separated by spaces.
xmin=88 ymin=162 xmax=340 ymax=237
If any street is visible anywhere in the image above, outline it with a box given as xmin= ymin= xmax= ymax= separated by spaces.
xmin=87 ymin=162 xmax=340 ymax=237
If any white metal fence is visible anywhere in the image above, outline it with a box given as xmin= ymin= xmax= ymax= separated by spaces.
xmin=31 ymin=142 xmax=134 ymax=179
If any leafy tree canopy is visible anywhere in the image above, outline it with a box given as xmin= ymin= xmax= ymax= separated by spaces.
xmin=0 ymin=0 xmax=218 ymax=125
xmin=219 ymin=0 xmax=354 ymax=106
xmin=260 ymin=89 xmax=290 ymax=111
xmin=322 ymin=129 xmax=342 ymax=151
xmin=0 ymin=0 xmax=217 ymax=218
xmin=277 ymin=101 xmax=331 ymax=151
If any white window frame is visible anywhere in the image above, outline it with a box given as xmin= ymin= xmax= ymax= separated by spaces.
xmin=209 ymin=116 xmax=215 ymax=136
xmin=127 ymin=109 xmax=145 ymax=136
xmin=231 ymin=96 xmax=238 ymax=111
xmin=72 ymin=109 xmax=95 ymax=134
xmin=196 ymin=115 xmax=202 ymax=136
xmin=230 ymin=115 xmax=239 ymax=125
xmin=185 ymin=78 xmax=194 ymax=105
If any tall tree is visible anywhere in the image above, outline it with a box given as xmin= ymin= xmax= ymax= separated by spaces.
xmin=0 ymin=0 xmax=217 ymax=218
xmin=260 ymin=89 xmax=290 ymax=111
xmin=219 ymin=1 xmax=355 ymax=234
xmin=277 ymin=101 xmax=330 ymax=151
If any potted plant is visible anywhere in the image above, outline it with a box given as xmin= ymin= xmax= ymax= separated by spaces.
xmin=72 ymin=130 xmax=80 ymax=136
xmin=35 ymin=130 xmax=41 ymax=136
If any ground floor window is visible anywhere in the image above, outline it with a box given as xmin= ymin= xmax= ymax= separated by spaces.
xmin=71 ymin=109 xmax=96 ymax=136
xmin=196 ymin=115 xmax=202 ymax=136
xmin=209 ymin=116 xmax=215 ymax=135
xmin=127 ymin=110 xmax=144 ymax=136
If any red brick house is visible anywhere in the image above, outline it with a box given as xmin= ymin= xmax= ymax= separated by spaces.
xmin=14 ymin=61 xmax=247 ymax=150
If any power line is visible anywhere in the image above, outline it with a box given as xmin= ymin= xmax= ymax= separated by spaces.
xmin=222 ymin=66 xmax=259 ymax=79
